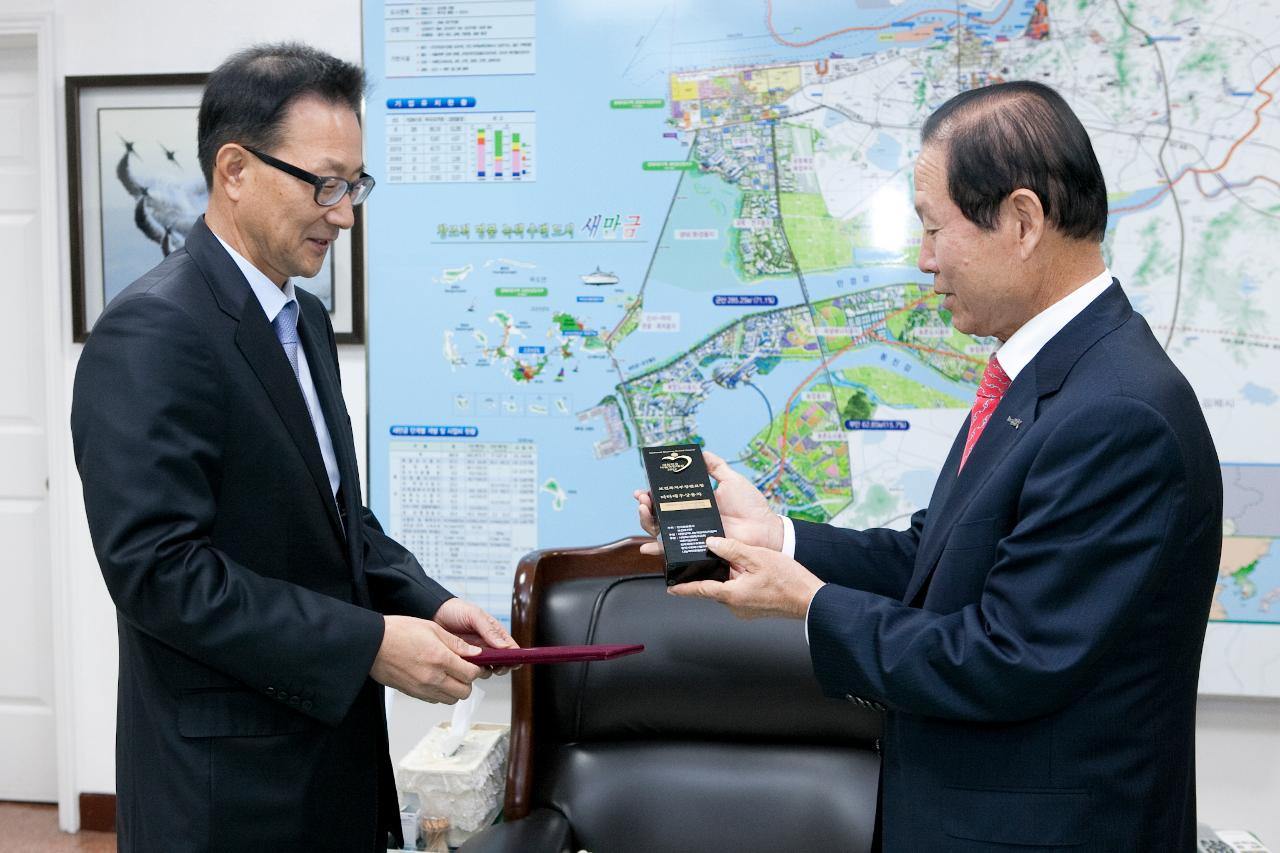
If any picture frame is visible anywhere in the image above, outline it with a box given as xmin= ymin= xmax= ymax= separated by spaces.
xmin=66 ymin=73 xmax=366 ymax=343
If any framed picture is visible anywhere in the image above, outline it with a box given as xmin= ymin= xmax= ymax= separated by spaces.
xmin=66 ymin=73 xmax=365 ymax=343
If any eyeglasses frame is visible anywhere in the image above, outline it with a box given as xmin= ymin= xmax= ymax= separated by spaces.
xmin=242 ymin=144 xmax=375 ymax=207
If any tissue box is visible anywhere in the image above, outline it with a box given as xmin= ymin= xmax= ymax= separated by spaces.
xmin=396 ymin=722 xmax=509 ymax=846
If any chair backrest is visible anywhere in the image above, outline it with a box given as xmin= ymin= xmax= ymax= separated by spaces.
xmin=506 ymin=537 xmax=883 ymax=853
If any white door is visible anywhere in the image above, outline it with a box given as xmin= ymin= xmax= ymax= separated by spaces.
xmin=0 ymin=33 xmax=56 ymax=802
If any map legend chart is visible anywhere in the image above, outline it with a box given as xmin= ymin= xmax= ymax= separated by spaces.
xmin=388 ymin=440 xmax=537 ymax=624
xmin=384 ymin=0 xmax=536 ymax=78
xmin=385 ymin=110 xmax=536 ymax=183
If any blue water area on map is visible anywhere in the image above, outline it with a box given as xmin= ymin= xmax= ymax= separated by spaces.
xmin=1219 ymin=539 xmax=1280 ymax=624
xmin=1241 ymin=383 xmax=1278 ymax=405
xmin=823 ymin=110 xmax=850 ymax=129
xmin=695 ymin=359 xmax=821 ymax=450
xmin=652 ymin=172 xmax=754 ymax=295
xmin=761 ymin=0 xmax=1038 ymax=60
xmin=1106 ymin=186 xmax=1166 ymax=226
xmin=833 ymin=345 xmax=974 ymax=401
xmin=865 ymin=133 xmax=903 ymax=172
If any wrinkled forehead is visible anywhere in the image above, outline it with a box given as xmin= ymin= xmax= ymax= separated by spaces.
xmin=913 ymin=143 xmax=950 ymax=215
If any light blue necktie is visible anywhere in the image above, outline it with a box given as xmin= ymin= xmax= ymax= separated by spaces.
xmin=272 ymin=300 xmax=301 ymax=379
xmin=272 ymin=298 xmax=344 ymax=522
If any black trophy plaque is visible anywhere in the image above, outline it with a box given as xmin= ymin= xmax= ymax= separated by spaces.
xmin=642 ymin=444 xmax=729 ymax=585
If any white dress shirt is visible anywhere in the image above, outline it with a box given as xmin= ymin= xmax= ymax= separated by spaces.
xmin=787 ymin=268 xmax=1115 ymax=632
xmin=992 ymin=268 xmax=1114 ymax=382
xmin=214 ymin=234 xmax=342 ymax=499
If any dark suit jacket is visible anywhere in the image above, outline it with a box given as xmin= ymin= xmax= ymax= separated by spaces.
xmin=71 ymin=217 xmax=451 ymax=852
xmin=796 ymin=283 xmax=1221 ymax=851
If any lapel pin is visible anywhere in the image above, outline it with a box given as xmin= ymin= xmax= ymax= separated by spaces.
xmin=1006 ymin=416 xmax=1022 ymax=429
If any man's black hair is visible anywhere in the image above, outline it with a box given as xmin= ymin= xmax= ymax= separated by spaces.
xmin=197 ymin=42 xmax=366 ymax=188
xmin=921 ymin=80 xmax=1108 ymax=242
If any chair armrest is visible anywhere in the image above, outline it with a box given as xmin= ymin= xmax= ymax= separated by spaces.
xmin=456 ymin=808 xmax=572 ymax=853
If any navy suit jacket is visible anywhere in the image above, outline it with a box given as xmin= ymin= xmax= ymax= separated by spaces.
xmin=796 ymin=283 xmax=1221 ymax=851
xmin=71 ymin=217 xmax=450 ymax=851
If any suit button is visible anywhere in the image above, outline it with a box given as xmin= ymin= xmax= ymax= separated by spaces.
xmin=845 ymin=694 xmax=855 ymax=703
xmin=266 ymin=687 xmax=275 ymax=696
xmin=302 ymin=699 xmax=313 ymax=711
xmin=289 ymin=695 xmax=300 ymax=706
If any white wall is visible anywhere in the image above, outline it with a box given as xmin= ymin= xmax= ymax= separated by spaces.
xmin=9 ymin=0 xmax=1277 ymax=843
xmin=1197 ymin=696 xmax=1280 ymax=843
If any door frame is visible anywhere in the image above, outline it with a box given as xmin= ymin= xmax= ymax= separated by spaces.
xmin=0 ymin=11 xmax=78 ymax=832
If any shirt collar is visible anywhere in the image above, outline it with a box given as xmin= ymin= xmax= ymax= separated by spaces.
xmin=996 ymin=268 xmax=1113 ymax=381
xmin=211 ymin=232 xmax=298 ymax=324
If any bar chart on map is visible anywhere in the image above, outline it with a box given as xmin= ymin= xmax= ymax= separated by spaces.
xmin=385 ymin=107 xmax=536 ymax=184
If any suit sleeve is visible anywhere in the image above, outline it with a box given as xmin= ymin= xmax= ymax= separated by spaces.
xmin=359 ymin=507 xmax=455 ymax=617
xmin=794 ymin=510 xmax=925 ymax=600
xmin=72 ymin=293 xmax=383 ymax=727
xmin=806 ymin=395 xmax=1191 ymax=722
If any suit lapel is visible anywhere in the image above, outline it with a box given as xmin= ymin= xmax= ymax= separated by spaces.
xmin=296 ymin=297 xmax=359 ymax=492
xmin=902 ymin=374 xmax=1038 ymax=604
xmin=296 ymin=294 xmax=372 ymax=601
xmin=916 ymin=412 xmax=970 ymax=537
xmin=900 ymin=281 xmax=1134 ymax=606
xmin=235 ymin=308 xmax=346 ymax=540
xmin=184 ymin=218 xmax=345 ymax=542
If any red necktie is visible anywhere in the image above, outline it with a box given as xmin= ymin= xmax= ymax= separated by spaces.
xmin=959 ymin=354 xmax=1011 ymax=473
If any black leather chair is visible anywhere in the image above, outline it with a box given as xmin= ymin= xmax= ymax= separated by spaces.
xmin=460 ymin=537 xmax=883 ymax=853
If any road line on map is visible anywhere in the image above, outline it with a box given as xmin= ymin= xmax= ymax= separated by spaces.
xmin=763 ymin=0 xmax=1018 ymax=49
xmin=611 ymin=131 xmax=701 ymax=455
xmin=1111 ymin=0 xmax=1186 ymax=350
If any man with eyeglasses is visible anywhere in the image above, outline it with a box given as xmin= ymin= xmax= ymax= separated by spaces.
xmin=71 ymin=43 xmax=515 ymax=852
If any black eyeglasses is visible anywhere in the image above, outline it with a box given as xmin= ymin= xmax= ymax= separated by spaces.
xmin=243 ymin=145 xmax=375 ymax=207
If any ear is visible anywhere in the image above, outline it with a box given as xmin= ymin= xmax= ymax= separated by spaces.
xmin=213 ymin=143 xmax=248 ymax=203
xmin=1005 ymin=188 xmax=1045 ymax=260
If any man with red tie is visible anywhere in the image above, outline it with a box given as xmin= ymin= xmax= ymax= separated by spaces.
xmin=637 ymin=81 xmax=1221 ymax=850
